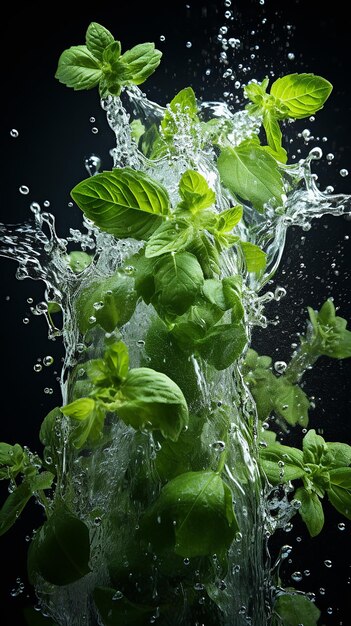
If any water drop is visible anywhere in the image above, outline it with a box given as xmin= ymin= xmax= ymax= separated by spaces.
xmin=89 ymin=116 xmax=96 ymax=123
xmin=160 ymin=35 xmax=165 ymax=41
xmin=194 ymin=582 xmax=204 ymax=591
xmin=287 ymin=52 xmax=295 ymax=60
xmin=309 ymin=147 xmax=322 ymax=160
xmin=304 ymin=569 xmax=311 ymax=576
xmin=68 ymin=201 xmax=73 ymax=207
xmin=10 ymin=128 xmax=19 ymax=138
xmin=44 ymin=387 xmax=53 ymax=394
xmin=274 ymin=286 xmax=287 ymax=301
xmin=93 ymin=301 xmax=104 ymax=311
xmin=224 ymin=10 xmax=233 ymax=19
xmin=319 ymin=587 xmax=326 ymax=595
xmin=183 ymin=558 xmax=190 ymax=565
xmin=19 ymin=185 xmax=29 ymax=195
xmin=88 ymin=315 xmax=96 ymax=324
xmin=338 ymin=522 xmax=346 ymax=531
xmin=186 ymin=41 xmax=192 ymax=48
xmin=327 ymin=607 xmax=333 ymax=615
xmin=340 ymin=168 xmax=349 ymax=177
xmin=224 ymin=0 xmax=231 ymax=6
xmin=94 ymin=516 xmax=102 ymax=526
xmin=291 ymin=571 xmax=303 ymax=582
xmin=85 ymin=154 xmax=101 ymax=176
xmin=274 ymin=360 xmax=287 ymax=374
xmin=137 ymin=339 xmax=145 ymax=347
xmin=112 ymin=590 xmax=123 ymax=600
xmin=326 ymin=152 xmax=334 ymax=161
xmin=23 ymin=317 xmax=30 ymax=324
xmin=324 ymin=559 xmax=332 ymax=568
xmin=43 ymin=356 xmax=54 ymax=367
xmin=33 ymin=364 xmax=42 ymax=372
xmin=43 ymin=200 xmax=50 ymax=207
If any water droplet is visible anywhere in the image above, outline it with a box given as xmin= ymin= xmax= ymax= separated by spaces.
xmin=304 ymin=569 xmax=311 ymax=576
xmin=274 ymin=286 xmax=287 ymax=301
xmin=220 ymin=26 xmax=228 ymax=34
xmin=224 ymin=10 xmax=233 ymax=18
xmin=186 ymin=41 xmax=192 ymax=48
xmin=43 ymin=356 xmax=54 ymax=366
xmin=319 ymin=587 xmax=326 ymax=595
xmin=112 ymin=590 xmax=123 ymax=600
xmin=89 ymin=116 xmax=96 ymax=123
xmin=91 ymin=127 xmax=99 ymax=134
xmin=19 ymin=185 xmax=29 ymax=195
xmin=194 ymin=582 xmax=204 ymax=591
xmin=85 ymin=154 xmax=101 ymax=176
xmin=287 ymin=52 xmax=295 ymax=60
xmin=326 ymin=152 xmax=334 ymax=161
xmin=68 ymin=201 xmax=74 ymax=207
xmin=291 ymin=571 xmax=303 ymax=582
xmin=43 ymin=200 xmax=50 ymax=207
xmin=211 ymin=440 xmax=226 ymax=451
xmin=327 ymin=607 xmax=333 ymax=615
xmin=10 ymin=128 xmax=19 ymax=138
xmin=340 ymin=168 xmax=349 ymax=177
xmin=160 ymin=35 xmax=165 ymax=41
xmin=309 ymin=146 xmax=322 ymax=160
xmin=183 ymin=557 xmax=190 ymax=565
xmin=274 ymin=360 xmax=287 ymax=374
xmin=93 ymin=301 xmax=104 ymax=311
xmin=33 ymin=364 xmax=42 ymax=372
xmin=88 ymin=315 xmax=96 ymax=324
xmin=44 ymin=387 xmax=53 ymax=394
xmin=137 ymin=339 xmax=145 ymax=347
xmin=324 ymin=559 xmax=332 ymax=568
xmin=23 ymin=317 xmax=30 ymax=324
xmin=338 ymin=522 xmax=346 ymax=531
xmin=94 ymin=516 xmax=102 ymax=526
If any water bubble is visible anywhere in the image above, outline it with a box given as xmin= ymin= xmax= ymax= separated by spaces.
xmin=160 ymin=35 xmax=165 ymax=42
xmin=186 ymin=41 xmax=192 ymax=48
xmin=220 ymin=26 xmax=228 ymax=34
xmin=338 ymin=522 xmax=346 ymax=531
xmin=325 ymin=185 xmax=334 ymax=193
xmin=309 ymin=147 xmax=322 ymax=160
xmin=274 ymin=286 xmax=287 ymax=301
xmin=85 ymin=154 xmax=101 ymax=176
xmin=287 ymin=52 xmax=295 ymax=60
xmin=224 ymin=0 xmax=231 ymax=6
xmin=291 ymin=571 xmax=303 ymax=582
xmin=88 ymin=315 xmax=96 ymax=324
xmin=304 ymin=569 xmax=311 ymax=576
xmin=44 ymin=387 xmax=53 ymax=394
xmin=194 ymin=582 xmax=204 ymax=591
xmin=112 ymin=590 xmax=124 ymax=600
xmin=183 ymin=558 xmax=190 ymax=565
xmin=319 ymin=587 xmax=326 ymax=595
xmin=280 ymin=545 xmax=292 ymax=559
xmin=19 ymin=185 xmax=29 ymax=195
xmin=327 ymin=607 xmax=333 ymax=615
xmin=94 ymin=516 xmax=102 ymax=526
xmin=43 ymin=356 xmax=54 ymax=367
xmin=340 ymin=168 xmax=349 ymax=177
xmin=43 ymin=200 xmax=50 ymax=207
xmin=68 ymin=201 xmax=74 ymax=207
xmin=274 ymin=360 xmax=287 ymax=374
xmin=89 ymin=116 xmax=96 ymax=123
xmin=10 ymin=128 xmax=19 ymax=138
xmin=324 ymin=559 xmax=332 ymax=568
xmin=33 ymin=364 xmax=42 ymax=372
xmin=93 ymin=301 xmax=104 ymax=311
xmin=211 ymin=441 xmax=226 ymax=452
xmin=23 ymin=317 xmax=30 ymax=324
xmin=326 ymin=152 xmax=334 ymax=161
xmin=224 ymin=10 xmax=233 ymax=19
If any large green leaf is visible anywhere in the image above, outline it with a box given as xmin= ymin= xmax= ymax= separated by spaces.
xmin=85 ymin=22 xmax=115 ymax=61
xmin=141 ymin=470 xmax=238 ymax=557
xmin=273 ymin=379 xmax=310 ymax=427
xmin=145 ymin=220 xmax=194 ymax=258
xmin=271 ymin=73 xmax=332 ymax=119
xmin=326 ymin=442 xmax=351 ymax=468
xmin=0 ymin=480 xmax=32 ymax=536
xmin=119 ymin=43 xmax=162 ymax=85
xmin=71 ymin=168 xmax=170 ymax=240
xmin=153 ymin=251 xmax=204 ymax=316
xmin=274 ymin=593 xmax=321 ymax=626
xmin=295 ymin=486 xmax=324 ymax=537
xmin=117 ymin=368 xmax=188 ymax=441
xmin=239 ymin=241 xmax=267 ymax=272
xmin=195 ymin=321 xmax=247 ymax=370
xmin=28 ymin=506 xmax=91 ymax=586
xmin=302 ymin=429 xmax=327 ymax=464
xmin=55 ymin=45 xmax=102 ymax=90
xmin=217 ymin=142 xmax=284 ymax=212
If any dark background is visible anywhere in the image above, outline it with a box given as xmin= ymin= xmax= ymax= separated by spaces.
xmin=0 ymin=1 xmax=350 ymax=624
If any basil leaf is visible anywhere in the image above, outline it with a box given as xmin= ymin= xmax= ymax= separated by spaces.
xmin=75 ymin=271 xmax=137 ymax=334
xmin=141 ymin=470 xmax=238 ymax=557
xmin=61 ymin=397 xmax=96 ymax=420
xmin=295 ymin=486 xmax=324 ymax=537
xmin=118 ymin=367 xmax=188 ymax=441
xmin=273 ymin=379 xmax=310 ymax=427
xmin=302 ymin=429 xmax=327 ymax=464
xmin=161 ymin=87 xmax=198 ymax=137
xmin=202 ymin=279 xmax=227 ymax=310
xmin=195 ymin=321 xmax=247 ymax=370
xmin=133 ymin=253 xmax=157 ymax=303
xmin=217 ymin=205 xmax=243 ymax=232
xmin=153 ymin=252 xmax=204 ymax=317
xmin=85 ymin=22 xmax=115 ymax=61
xmin=329 ymin=467 xmax=351 ymax=489
xmin=171 ymin=297 xmax=224 ymax=348
xmin=260 ymin=442 xmax=306 ymax=484
xmin=262 ymin=111 xmax=287 ymax=163
xmin=222 ymin=276 xmax=244 ymax=321
xmin=178 ymin=170 xmax=216 ymax=212
xmin=217 ymin=142 xmax=284 ymax=212
xmin=71 ymin=168 xmax=170 ymax=240
xmin=0 ymin=481 xmax=32 ymax=536
xmin=119 ymin=43 xmax=162 ymax=85
xmin=93 ymin=587 xmax=155 ymax=626
xmin=326 ymin=442 xmax=351 ymax=468
xmin=29 ymin=471 xmax=55 ymax=493
xmin=0 ymin=442 xmax=24 ymax=479
xmin=145 ymin=220 xmax=194 ymax=258
xmin=239 ymin=241 xmax=267 ymax=272
xmin=61 ymin=398 xmax=105 ymax=449
xmin=55 ymin=45 xmax=102 ymax=90
xmin=327 ymin=472 xmax=351 ymax=520
xmin=28 ymin=506 xmax=91 ymax=586
xmin=274 ymin=592 xmax=321 ymax=626
xmin=186 ymin=232 xmax=220 ymax=278
xmin=104 ymin=341 xmax=129 ymax=381
xmin=271 ymin=73 xmax=332 ymax=119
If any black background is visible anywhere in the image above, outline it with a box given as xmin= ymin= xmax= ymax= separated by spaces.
xmin=0 ymin=1 xmax=350 ymax=624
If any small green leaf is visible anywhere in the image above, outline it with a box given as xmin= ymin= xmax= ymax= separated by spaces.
xmin=195 ymin=321 xmax=247 ymax=370
xmin=262 ymin=111 xmax=287 ymax=163
xmin=141 ymin=471 xmax=238 ymax=557
xmin=178 ymin=170 xmax=216 ymax=212
xmin=153 ymin=251 xmax=204 ymax=317
xmin=120 ymin=43 xmax=162 ymax=85
xmin=216 ymin=205 xmax=243 ymax=232
xmin=239 ymin=241 xmax=267 ymax=272
xmin=55 ymin=45 xmax=102 ymax=90
xmin=61 ymin=397 xmax=96 ymax=420
xmin=161 ymin=87 xmax=198 ymax=137
xmin=145 ymin=220 xmax=194 ymax=258
xmin=222 ymin=276 xmax=244 ymax=321
xmin=0 ymin=481 xmax=32 ymax=536
xmin=29 ymin=471 xmax=55 ymax=492
xmin=326 ymin=442 xmax=351 ymax=468
xmin=94 ymin=587 xmax=156 ymax=626
xmin=327 ymin=472 xmax=351 ymax=520
xmin=0 ymin=442 xmax=24 ymax=480
xmin=186 ymin=232 xmax=220 ymax=278
xmin=71 ymin=168 xmax=170 ymax=240
xmin=260 ymin=442 xmax=306 ymax=484
xmin=130 ymin=119 xmax=145 ymax=143
xmin=104 ymin=341 xmax=129 ymax=381
xmin=273 ymin=379 xmax=310 ymax=427
xmin=246 ymin=369 xmax=277 ymax=420
xmin=274 ymin=592 xmax=321 ymax=626
xmin=85 ymin=22 xmax=115 ymax=61
xmin=118 ymin=368 xmax=188 ymax=441
xmin=217 ymin=142 xmax=284 ymax=212
xmin=295 ymin=486 xmax=324 ymax=537
xmin=28 ymin=506 xmax=91 ymax=585
xmin=271 ymin=73 xmax=333 ymax=119
xmin=302 ymin=429 xmax=327 ymax=464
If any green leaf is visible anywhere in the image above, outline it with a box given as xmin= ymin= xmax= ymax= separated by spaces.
xmin=259 ymin=442 xmax=306 ymax=484
xmin=85 ymin=22 xmax=115 ymax=61
xmin=61 ymin=398 xmax=105 ymax=449
xmin=327 ymin=442 xmax=351 ymax=468
xmin=28 ymin=506 xmax=91 ymax=586
xmin=178 ymin=170 xmax=216 ymax=212
xmin=94 ymin=587 xmax=156 ymax=626
xmin=247 ymin=369 xmax=277 ymax=420
xmin=295 ymin=486 xmax=324 ymax=537
xmin=273 ymin=379 xmax=310 ymax=427
xmin=271 ymin=73 xmax=333 ymax=119
xmin=55 ymin=45 xmax=102 ymax=90
xmin=141 ymin=470 xmax=238 ymax=557
xmin=195 ymin=321 xmax=247 ymax=370
xmin=262 ymin=111 xmax=287 ymax=163
xmin=202 ymin=279 xmax=227 ymax=310
xmin=29 ymin=471 xmax=55 ymax=492
xmin=217 ymin=142 xmax=284 ymax=212
xmin=145 ymin=220 xmax=194 ymax=258
xmin=104 ymin=341 xmax=129 ymax=381
xmin=222 ymin=276 xmax=244 ymax=321
xmin=327 ymin=471 xmax=351 ymax=520
xmin=186 ymin=232 xmax=220 ymax=278
xmin=0 ymin=481 xmax=32 ymax=536
xmin=153 ymin=251 xmax=204 ymax=317
xmin=239 ymin=241 xmax=267 ymax=272
xmin=216 ymin=205 xmax=243 ymax=232
xmin=75 ymin=270 xmax=137 ymax=334
xmin=66 ymin=251 xmax=92 ymax=273
xmin=118 ymin=367 xmax=188 ymax=441
xmin=61 ymin=397 xmax=96 ymax=420
xmin=302 ymin=429 xmax=327 ymax=464
xmin=71 ymin=167 xmax=170 ymax=240
xmin=171 ymin=297 xmax=224 ymax=348
xmin=120 ymin=43 xmax=162 ymax=85
xmin=133 ymin=253 xmax=157 ymax=303
xmin=161 ymin=87 xmax=198 ymax=138
xmin=0 ymin=442 xmax=24 ymax=479
xmin=274 ymin=592 xmax=321 ymax=626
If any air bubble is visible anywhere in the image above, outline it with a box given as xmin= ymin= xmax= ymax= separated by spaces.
xmin=186 ymin=41 xmax=192 ymax=48
xmin=10 ymin=129 xmax=19 ymax=138
xmin=274 ymin=286 xmax=287 ymax=301
xmin=85 ymin=155 xmax=101 ymax=176
xmin=33 ymin=364 xmax=42 ymax=372
xmin=340 ymin=168 xmax=349 ymax=177
xmin=23 ymin=317 xmax=30 ymax=324
xmin=89 ymin=116 xmax=96 ymax=123
xmin=309 ymin=147 xmax=322 ymax=160
xmin=287 ymin=52 xmax=295 ymax=60
xmin=274 ymin=360 xmax=287 ymax=374
xmin=291 ymin=571 xmax=303 ymax=582
xmin=44 ymin=387 xmax=53 ymax=394
xmin=43 ymin=200 xmax=50 ymax=207
xmin=211 ymin=441 xmax=226 ymax=451
xmin=112 ymin=590 xmax=123 ymax=600
xmin=160 ymin=35 xmax=165 ymax=42
xmin=91 ymin=127 xmax=99 ymax=134
xmin=43 ymin=356 xmax=54 ymax=366
xmin=326 ymin=153 xmax=334 ymax=161
xmin=338 ymin=522 xmax=346 ymax=530
xmin=19 ymin=185 xmax=29 ymax=195
xmin=324 ymin=559 xmax=332 ymax=568
xmin=88 ymin=316 xmax=96 ymax=324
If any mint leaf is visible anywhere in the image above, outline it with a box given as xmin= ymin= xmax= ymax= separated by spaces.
xmin=141 ymin=470 xmax=238 ymax=557
xmin=61 ymin=398 xmax=105 ymax=449
xmin=0 ymin=481 xmax=32 ymax=536
xmin=71 ymin=168 xmax=170 ymax=240
xmin=153 ymin=251 xmax=204 ymax=317
xmin=195 ymin=321 xmax=247 ymax=370
xmin=178 ymin=170 xmax=216 ymax=212
xmin=117 ymin=368 xmax=188 ymax=441
xmin=302 ymin=429 xmax=327 ymax=464
xmin=217 ymin=142 xmax=284 ymax=212
xmin=0 ymin=442 xmax=24 ymax=480
xmin=295 ymin=486 xmax=324 ymax=537
xmin=271 ymin=73 xmax=332 ymax=119
xmin=273 ymin=379 xmax=310 ymax=427
xmin=93 ymin=587 xmax=155 ymax=626
xmin=186 ymin=232 xmax=220 ymax=278
xmin=145 ymin=220 xmax=194 ymax=258
xmin=274 ymin=592 xmax=321 ymax=626
xmin=28 ymin=506 xmax=91 ymax=586
xmin=262 ymin=111 xmax=287 ymax=163
xmin=61 ymin=397 xmax=96 ymax=420
xmin=120 ymin=43 xmax=162 ymax=85
xmin=216 ymin=205 xmax=243 ymax=232
xmin=239 ymin=241 xmax=267 ymax=272
xmin=55 ymin=45 xmax=102 ymax=90
xmin=85 ymin=22 xmax=115 ymax=61
xmin=161 ymin=87 xmax=198 ymax=138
